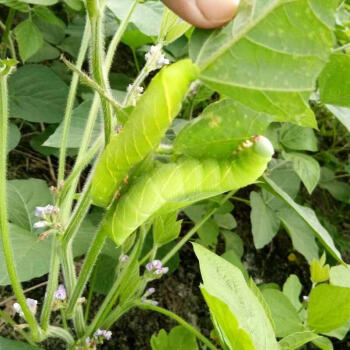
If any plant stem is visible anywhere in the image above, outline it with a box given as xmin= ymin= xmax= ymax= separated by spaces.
xmin=101 ymin=300 xmax=136 ymax=329
xmin=59 ymin=243 xmax=86 ymax=336
xmin=88 ymin=3 xmax=113 ymax=145
xmin=0 ymin=9 xmax=15 ymax=58
xmin=84 ymin=261 xmax=99 ymax=322
xmin=0 ymin=71 xmax=41 ymax=341
xmin=83 ymin=227 xmax=146 ymax=337
xmin=137 ymin=302 xmax=217 ymax=350
xmin=57 ymin=21 xmax=90 ymax=186
xmin=40 ymin=235 xmax=60 ymax=331
xmin=162 ymin=191 xmax=235 ymax=265
xmin=62 ymin=186 xmax=93 ymax=246
xmin=47 ymin=326 xmax=75 ymax=345
xmin=65 ymin=230 xmax=107 ymax=318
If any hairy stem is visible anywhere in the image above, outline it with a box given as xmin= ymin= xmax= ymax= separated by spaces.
xmin=88 ymin=2 xmax=113 ymax=145
xmin=40 ymin=235 xmax=60 ymax=331
xmin=65 ymin=230 xmax=107 ymax=318
xmin=137 ymin=302 xmax=217 ymax=350
xmin=57 ymin=21 xmax=90 ymax=186
xmin=162 ymin=191 xmax=235 ymax=265
xmin=0 ymin=70 xmax=41 ymax=341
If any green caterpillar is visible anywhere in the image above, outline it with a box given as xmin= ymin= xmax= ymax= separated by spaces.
xmin=101 ymin=136 xmax=274 ymax=246
xmin=91 ymin=59 xmax=199 ymax=207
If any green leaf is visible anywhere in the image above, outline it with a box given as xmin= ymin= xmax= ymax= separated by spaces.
xmin=0 ymin=0 xmax=30 ymax=12
xmin=282 ymin=275 xmax=302 ymax=311
xmin=330 ymin=265 xmax=350 ymax=288
xmin=194 ymin=243 xmax=279 ymax=350
xmin=8 ymin=65 xmax=70 ymax=123
xmin=190 ymin=0 xmax=336 ymax=128
xmin=312 ymin=336 xmax=333 ymax=350
xmin=201 ymin=288 xmax=255 ymax=350
xmin=27 ymin=42 xmax=60 ymax=63
xmin=263 ymin=176 xmax=342 ymax=263
xmin=107 ymin=0 xmax=164 ymax=36
xmin=33 ymin=6 xmax=65 ymax=29
xmin=283 ymin=152 xmax=320 ymax=194
xmin=279 ymin=124 xmax=318 ymax=151
xmin=213 ymin=213 xmax=236 ymax=230
xmin=153 ymin=211 xmax=182 ymax=246
xmin=308 ymin=284 xmax=350 ymax=333
xmin=174 ymin=99 xmax=272 ymax=159
xmin=326 ymin=105 xmax=350 ymax=133
xmin=319 ymin=176 xmax=350 ymax=204
xmin=221 ymin=250 xmax=249 ymax=281
xmin=222 ymin=230 xmax=244 ymax=258
xmin=0 ymin=179 xmax=98 ymax=284
xmin=14 ymin=20 xmax=44 ymax=62
xmin=7 ymin=179 xmax=53 ymax=232
xmin=250 ymin=191 xmax=280 ymax=249
xmin=278 ymin=208 xmax=319 ymax=263
xmin=310 ymin=254 xmax=330 ymax=284
xmin=8 ymin=123 xmax=20 ymax=153
xmin=319 ymin=54 xmax=350 ymax=107
xmin=151 ymin=326 xmax=198 ymax=350
xmin=262 ymin=289 xmax=304 ymax=338
xmin=44 ymin=99 xmax=102 ymax=147
xmin=0 ymin=337 xmax=43 ymax=349
xmin=279 ymin=332 xmax=320 ymax=350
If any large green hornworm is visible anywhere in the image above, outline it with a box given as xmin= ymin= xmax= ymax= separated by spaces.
xmin=91 ymin=59 xmax=199 ymax=207
xmin=101 ymin=136 xmax=274 ymax=246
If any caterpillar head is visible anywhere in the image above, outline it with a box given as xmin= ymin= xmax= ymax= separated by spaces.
xmin=252 ymin=135 xmax=274 ymax=158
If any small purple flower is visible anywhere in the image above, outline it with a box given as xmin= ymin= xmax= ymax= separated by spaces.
xmin=146 ymin=262 xmax=154 ymax=271
xmin=85 ymin=337 xmax=91 ymax=345
xmin=94 ymin=328 xmax=112 ymax=342
xmin=35 ymin=205 xmax=59 ymax=218
xmin=54 ymin=284 xmax=67 ymax=301
xmin=13 ymin=298 xmax=38 ymax=317
xmin=152 ymin=260 xmax=162 ymax=269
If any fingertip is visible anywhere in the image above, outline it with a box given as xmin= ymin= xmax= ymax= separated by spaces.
xmin=195 ymin=0 xmax=240 ymax=28
xmin=162 ymin=0 xmax=240 ymax=29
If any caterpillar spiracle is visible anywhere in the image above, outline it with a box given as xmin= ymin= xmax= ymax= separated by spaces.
xmin=91 ymin=59 xmax=199 ymax=207
xmin=100 ymin=136 xmax=274 ymax=246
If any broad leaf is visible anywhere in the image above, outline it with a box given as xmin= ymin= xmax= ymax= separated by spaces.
xmin=279 ymin=332 xmax=320 ymax=350
xmin=14 ymin=20 xmax=44 ymax=62
xmin=283 ymin=275 xmax=302 ymax=311
xmin=283 ymin=152 xmax=320 ymax=194
xmin=250 ymin=191 xmax=280 ymax=249
xmin=153 ymin=211 xmax=182 ymax=246
xmin=0 ymin=0 xmax=30 ymax=12
xmin=8 ymin=123 xmax=21 ymax=153
xmin=312 ymin=336 xmax=334 ymax=350
xmin=44 ymin=99 xmax=102 ymax=148
xmin=190 ymin=0 xmax=337 ymax=128
xmin=194 ymin=243 xmax=279 ymax=350
xmin=0 ymin=337 xmax=43 ymax=349
xmin=201 ymin=288 xmax=255 ymax=350
xmin=107 ymin=0 xmax=164 ymax=37
xmin=278 ymin=208 xmax=319 ymax=263
xmin=9 ymin=65 xmax=70 ymax=123
xmin=279 ymin=124 xmax=318 ymax=152
xmin=174 ymin=99 xmax=272 ymax=159
xmin=319 ymin=54 xmax=350 ymax=107
xmin=263 ymin=176 xmax=342 ymax=262
xmin=20 ymin=0 xmax=58 ymax=4
xmin=330 ymin=265 xmax=350 ymax=288
xmin=151 ymin=326 xmax=198 ymax=350
xmin=308 ymin=284 xmax=350 ymax=333
xmin=326 ymin=105 xmax=350 ymax=133
xmin=7 ymin=179 xmax=53 ymax=232
xmin=262 ymin=289 xmax=304 ymax=337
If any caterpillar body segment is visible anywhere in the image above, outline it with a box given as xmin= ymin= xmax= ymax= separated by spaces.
xmin=91 ymin=59 xmax=199 ymax=207
xmin=101 ymin=136 xmax=274 ymax=246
